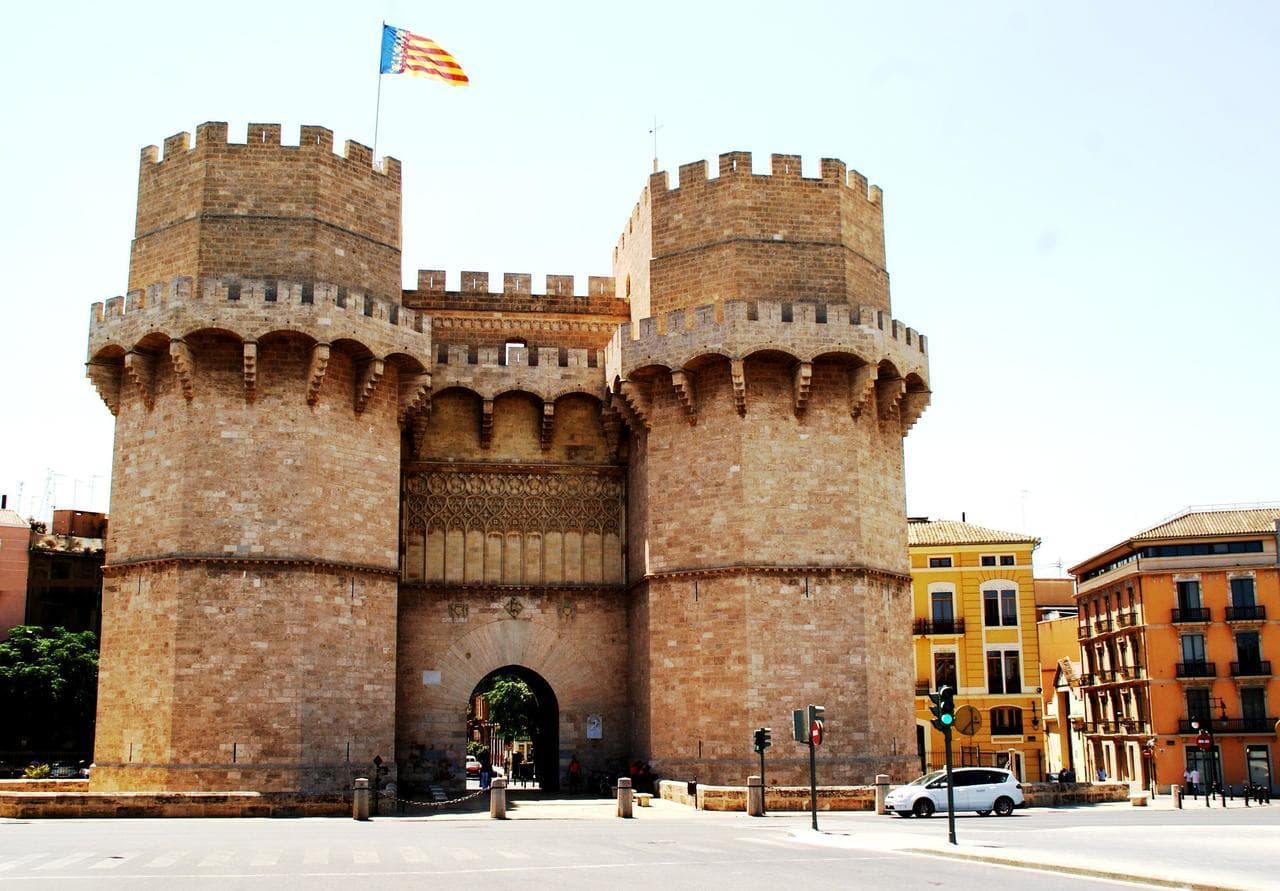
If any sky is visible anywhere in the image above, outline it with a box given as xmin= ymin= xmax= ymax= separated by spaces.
xmin=1 ymin=1 xmax=1277 ymax=575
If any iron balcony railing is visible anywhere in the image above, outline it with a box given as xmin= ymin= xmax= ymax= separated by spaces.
xmin=1116 ymin=611 xmax=1139 ymax=628
xmin=1171 ymin=607 xmax=1212 ymax=623
xmin=1175 ymin=661 xmax=1216 ymax=678
xmin=913 ymin=617 xmax=965 ymax=635
xmin=1093 ymin=618 xmax=1113 ymax=634
xmin=1178 ymin=717 xmax=1277 ymax=734
xmin=1230 ymin=660 xmax=1272 ymax=677
xmin=915 ymin=680 xmax=931 ymax=696
xmin=1226 ymin=605 xmax=1267 ymax=622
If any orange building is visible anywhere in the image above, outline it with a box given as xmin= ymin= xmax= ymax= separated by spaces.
xmin=1070 ymin=506 xmax=1280 ymax=794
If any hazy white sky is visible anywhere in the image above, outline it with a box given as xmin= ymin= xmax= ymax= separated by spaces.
xmin=2 ymin=1 xmax=1277 ymax=575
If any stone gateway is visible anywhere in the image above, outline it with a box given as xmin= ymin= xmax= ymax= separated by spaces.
xmin=84 ymin=123 xmax=931 ymax=794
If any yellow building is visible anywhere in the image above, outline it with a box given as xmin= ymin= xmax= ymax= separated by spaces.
xmin=908 ymin=519 xmax=1045 ymax=780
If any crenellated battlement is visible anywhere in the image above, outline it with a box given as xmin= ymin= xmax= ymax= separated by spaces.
xmin=140 ymin=121 xmax=400 ymax=181
xmin=404 ymin=270 xmax=624 ymax=316
xmin=90 ymin=275 xmax=425 ymax=335
xmin=655 ymin=151 xmax=880 ymax=202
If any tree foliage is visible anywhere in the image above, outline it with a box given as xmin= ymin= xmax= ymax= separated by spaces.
xmin=481 ymin=674 xmax=537 ymax=739
xmin=0 ymin=626 xmax=98 ymax=752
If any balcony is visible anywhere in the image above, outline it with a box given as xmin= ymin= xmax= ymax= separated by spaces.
xmin=1230 ymin=660 xmax=1272 ymax=678
xmin=1116 ymin=611 xmax=1139 ymax=628
xmin=1077 ymin=624 xmax=1093 ymax=641
xmin=1175 ymin=661 xmax=1216 ymax=679
xmin=915 ymin=680 xmax=931 ymax=696
xmin=1226 ymin=605 xmax=1267 ymax=623
xmin=914 ymin=617 xmax=965 ymax=635
xmin=1093 ymin=618 xmax=1114 ymax=634
xmin=1178 ymin=716 xmax=1277 ymax=734
xmin=1171 ymin=607 xmax=1212 ymax=624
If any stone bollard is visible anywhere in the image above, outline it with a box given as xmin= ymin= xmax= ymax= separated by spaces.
xmin=353 ymin=777 xmax=370 ymax=821
xmin=747 ymin=775 xmax=764 ymax=817
xmin=489 ymin=777 xmax=507 ymax=819
xmin=875 ymin=774 xmax=891 ymax=815
xmin=1172 ymin=785 xmax=1182 ymax=809
xmin=617 ymin=776 xmax=633 ymax=818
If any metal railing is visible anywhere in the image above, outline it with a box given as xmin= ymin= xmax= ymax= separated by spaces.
xmin=1226 ymin=605 xmax=1267 ymax=622
xmin=1171 ymin=607 xmax=1212 ymax=623
xmin=913 ymin=617 xmax=965 ymax=635
xmin=1175 ymin=661 xmax=1216 ymax=678
xmin=1178 ymin=716 xmax=1277 ymax=734
xmin=1230 ymin=660 xmax=1272 ymax=677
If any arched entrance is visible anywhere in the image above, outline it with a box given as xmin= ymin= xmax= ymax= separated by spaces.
xmin=468 ymin=665 xmax=560 ymax=793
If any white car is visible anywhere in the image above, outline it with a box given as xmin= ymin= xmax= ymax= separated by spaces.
xmin=885 ymin=767 xmax=1024 ymax=818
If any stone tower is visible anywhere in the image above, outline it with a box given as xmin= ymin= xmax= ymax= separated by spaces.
xmin=85 ymin=123 xmax=430 ymax=791
xmin=85 ymin=126 xmax=930 ymax=795
xmin=608 ymin=153 xmax=930 ymax=783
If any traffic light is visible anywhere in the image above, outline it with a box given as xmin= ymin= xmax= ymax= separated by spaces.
xmin=808 ymin=704 xmax=825 ymax=727
xmin=929 ymin=685 xmax=956 ymax=733
xmin=753 ymin=727 xmax=772 ymax=753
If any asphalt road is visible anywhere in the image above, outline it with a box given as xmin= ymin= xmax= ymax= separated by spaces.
xmin=1 ymin=795 xmax=1276 ymax=890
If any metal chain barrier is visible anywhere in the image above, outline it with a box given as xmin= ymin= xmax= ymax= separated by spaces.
xmin=386 ymin=787 xmax=488 ymax=810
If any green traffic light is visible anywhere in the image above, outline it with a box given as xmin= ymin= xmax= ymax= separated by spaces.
xmin=940 ymin=713 xmax=954 ymax=725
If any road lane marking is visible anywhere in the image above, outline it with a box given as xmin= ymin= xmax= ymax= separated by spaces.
xmin=144 ymin=851 xmax=187 ymax=868
xmin=197 ymin=850 xmax=234 ymax=868
xmin=495 ymin=850 xmax=531 ymax=860
xmin=397 ymin=846 xmax=428 ymax=863
xmin=447 ymin=849 xmax=481 ymax=861
xmin=352 ymin=849 xmax=380 ymax=864
xmin=248 ymin=850 xmax=282 ymax=867
xmin=302 ymin=848 xmax=328 ymax=865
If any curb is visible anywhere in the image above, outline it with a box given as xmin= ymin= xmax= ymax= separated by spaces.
xmin=901 ymin=846 xmax=1246 ymax=891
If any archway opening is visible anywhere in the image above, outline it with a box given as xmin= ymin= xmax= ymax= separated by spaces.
xmin=468 ymin=665 xmax=560 ymax=793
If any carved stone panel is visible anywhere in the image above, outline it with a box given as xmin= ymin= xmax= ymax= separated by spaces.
xmin=402 ymin=465 xmax=624 ymax=585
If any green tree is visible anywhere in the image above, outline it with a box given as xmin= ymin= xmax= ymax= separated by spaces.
xmin=481 ymin=674 xmax=537 ymax=739
xmin=0 ymin=626 xmax=98 ymax=753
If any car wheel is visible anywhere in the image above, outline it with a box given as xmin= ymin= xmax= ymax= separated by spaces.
xmin=994 ymin=797 xmax=1015 ymax=817
xmin=913 ymin=798 xmax=935 ymax=818
xmin=976 ymin=809 xmax=991 ymax=817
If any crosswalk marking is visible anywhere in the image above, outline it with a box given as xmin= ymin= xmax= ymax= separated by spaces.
xmin=90 ymin=853 xmax=140 ymax=869
xmin=736 ymin=836 xmax=804 ymax=849
xmin=448 ymin=848 xmax=481 ymax=861
xmin=0 ymin=853 xmax=49 ymax=873
xmin=198 ymin=849 xmax=234 ymax=868
xmin=144 ymin=850 xmax=187 ymax=868
xmin=398 ymin=846 xmax=428 ymax=863
xmin=495 ymin=849 xmax=531 ymax=860
xmin=303 ymin=848 xmax=329 ymax=865
xmin=352 ymin=849 xmax=380 ymax=864
xmin=35 ymin=852 xmax=94 ymax=871
xmin=249 ymin=849 xmax=282 ymax=866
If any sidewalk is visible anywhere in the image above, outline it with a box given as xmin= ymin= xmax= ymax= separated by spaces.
xmin=785 ymin=799 xmax=1277 ymax=891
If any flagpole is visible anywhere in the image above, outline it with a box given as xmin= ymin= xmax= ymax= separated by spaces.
xmin=373 ymin=21 xmax=386 ymax=163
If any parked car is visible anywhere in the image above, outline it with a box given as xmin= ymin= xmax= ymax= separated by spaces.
xmin=465 ymin=756 xmax=481 ymax=778
xmin=885 ymin=767 xmax=1024 ymax=818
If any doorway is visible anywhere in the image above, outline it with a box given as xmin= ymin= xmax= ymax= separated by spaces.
xmin=468 ymin=665 xmax=560 ymax=793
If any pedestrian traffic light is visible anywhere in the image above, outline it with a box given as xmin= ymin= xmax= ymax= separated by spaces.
xmin=808 ymin=704 xmax=825 ymax=727
xmin=753 ymin=727 xmax=772 ymax=753
xmin=929 ymin=686 xmax=956 ymax=733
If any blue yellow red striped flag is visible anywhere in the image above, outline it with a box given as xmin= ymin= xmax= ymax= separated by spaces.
xmin=380 ymin=25 xmax=469 ymax=86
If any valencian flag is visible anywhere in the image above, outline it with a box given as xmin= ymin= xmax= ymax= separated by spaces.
xmin=380 ymin=24 xmax=469 ymax=86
